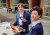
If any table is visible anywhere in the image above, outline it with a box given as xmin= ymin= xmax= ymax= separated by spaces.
xmin=0 ymin=22 xmax=14 ymax=35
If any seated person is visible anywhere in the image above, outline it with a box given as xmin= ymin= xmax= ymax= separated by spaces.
xmin=12 ymin=3 xmax=31 ymax=35
xmin=12 ymin=6 xmax=43 ymax=35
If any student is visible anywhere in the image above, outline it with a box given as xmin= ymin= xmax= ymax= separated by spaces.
xmin=12 ymin=6 xmax=43 ymax=35
xmin=12 ymin=3 xmax=31 ymax=35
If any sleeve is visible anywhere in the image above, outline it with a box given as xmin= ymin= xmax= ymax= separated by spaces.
xmin=30 ymin=28 xmax=40 ymax=35
xmin=15 ymin=14 xmax=18 ymax=23
xmin=14 ymin=14 xmax=18 ymax=26
xmin=23 ymin=13 xmax=31 ymax=25
xmin=16 ymin=32 xmax=20 ymax=35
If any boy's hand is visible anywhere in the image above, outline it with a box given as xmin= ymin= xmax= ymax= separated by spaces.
xmin=22 ymin=19 xmax=27 ymax=22
xmin=12 ymin=22 xmax=15 ymax=25
xmin=12 ymin=26 xmax=18 ymax=34
xmin=12 ymin=29 xmax=18 ymax=34
xmin=12 ymin=26 xmax=25 ymax=34
xmin=19 ymin=16 xmax=27 ymax=22
xmin=17 ymin=26 xmax=25 ymax=32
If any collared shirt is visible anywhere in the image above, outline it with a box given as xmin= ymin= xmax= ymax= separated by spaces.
xmin=32 ymin=20 xmax=40 ymax=26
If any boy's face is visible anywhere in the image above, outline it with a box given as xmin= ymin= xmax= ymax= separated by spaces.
xmin=18 ymin=5 xmax=24 ymax=12
xmin=31 ymin=10 xmax=41 ymax=21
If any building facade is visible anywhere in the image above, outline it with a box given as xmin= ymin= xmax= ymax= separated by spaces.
xmin=44 ymin=0 xmax=50 ymax=17
xmin=0 ymin=0 xmax=6 ymax=7
xmin=0 ymin=0 xmax=50 ymax=17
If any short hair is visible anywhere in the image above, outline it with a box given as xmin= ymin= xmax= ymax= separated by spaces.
xmin=2 ymin=33 xmax=7 ymax=35
xmin=31 ymin=6 xmax=42 ymax=18
xmin=18 ymin=3 xmax=24 ymax=8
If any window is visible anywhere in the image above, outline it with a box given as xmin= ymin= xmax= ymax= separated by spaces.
xmin=44 ymin=0 xmax=50 ymax=17
xmin=0 ymin=0 xmax=6 ymax=7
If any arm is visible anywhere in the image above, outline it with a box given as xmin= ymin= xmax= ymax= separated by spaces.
xmin=13 ymin=14 xmax=18 ymax=26
xmin=30 ymin=28 xmax=40 ymax=35
xmin=12 ymin=27 xmax=20 ymax=35
xmin=23 ymin=13 xmax=31 ymax=25
xmin=12 ymin=26 xmax=25 ymax=35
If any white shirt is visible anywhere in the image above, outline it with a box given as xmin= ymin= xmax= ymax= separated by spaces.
xmin=19 ymin=12 xmax=23 ymax=25
xmin=32 ymin=20 xmax=40 ymax=26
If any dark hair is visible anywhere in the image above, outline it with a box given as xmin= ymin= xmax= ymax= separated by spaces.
xmin=31 ymin=6 xmax=42 ymax=18
xmin=18 ymin=3 xmax=24 ymax=8
xmin=2 ymin=33 xmax=7 ymax=35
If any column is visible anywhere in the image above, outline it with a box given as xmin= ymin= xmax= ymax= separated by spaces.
xmin=40 ymin=0 xmax=44 ymax=11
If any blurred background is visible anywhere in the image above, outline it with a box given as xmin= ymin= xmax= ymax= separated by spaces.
xmin=0 ymin=0 xmax=50 ymax=35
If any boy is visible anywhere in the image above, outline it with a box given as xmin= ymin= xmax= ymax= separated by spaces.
xmin=12 ymin=3 xmax=31 ymax=35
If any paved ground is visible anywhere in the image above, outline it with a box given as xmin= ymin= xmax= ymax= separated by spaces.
xmin=0 ymin=8 xmax=16 ymax=23
xmin=0 ymin=8 xmax=50 ymax=35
